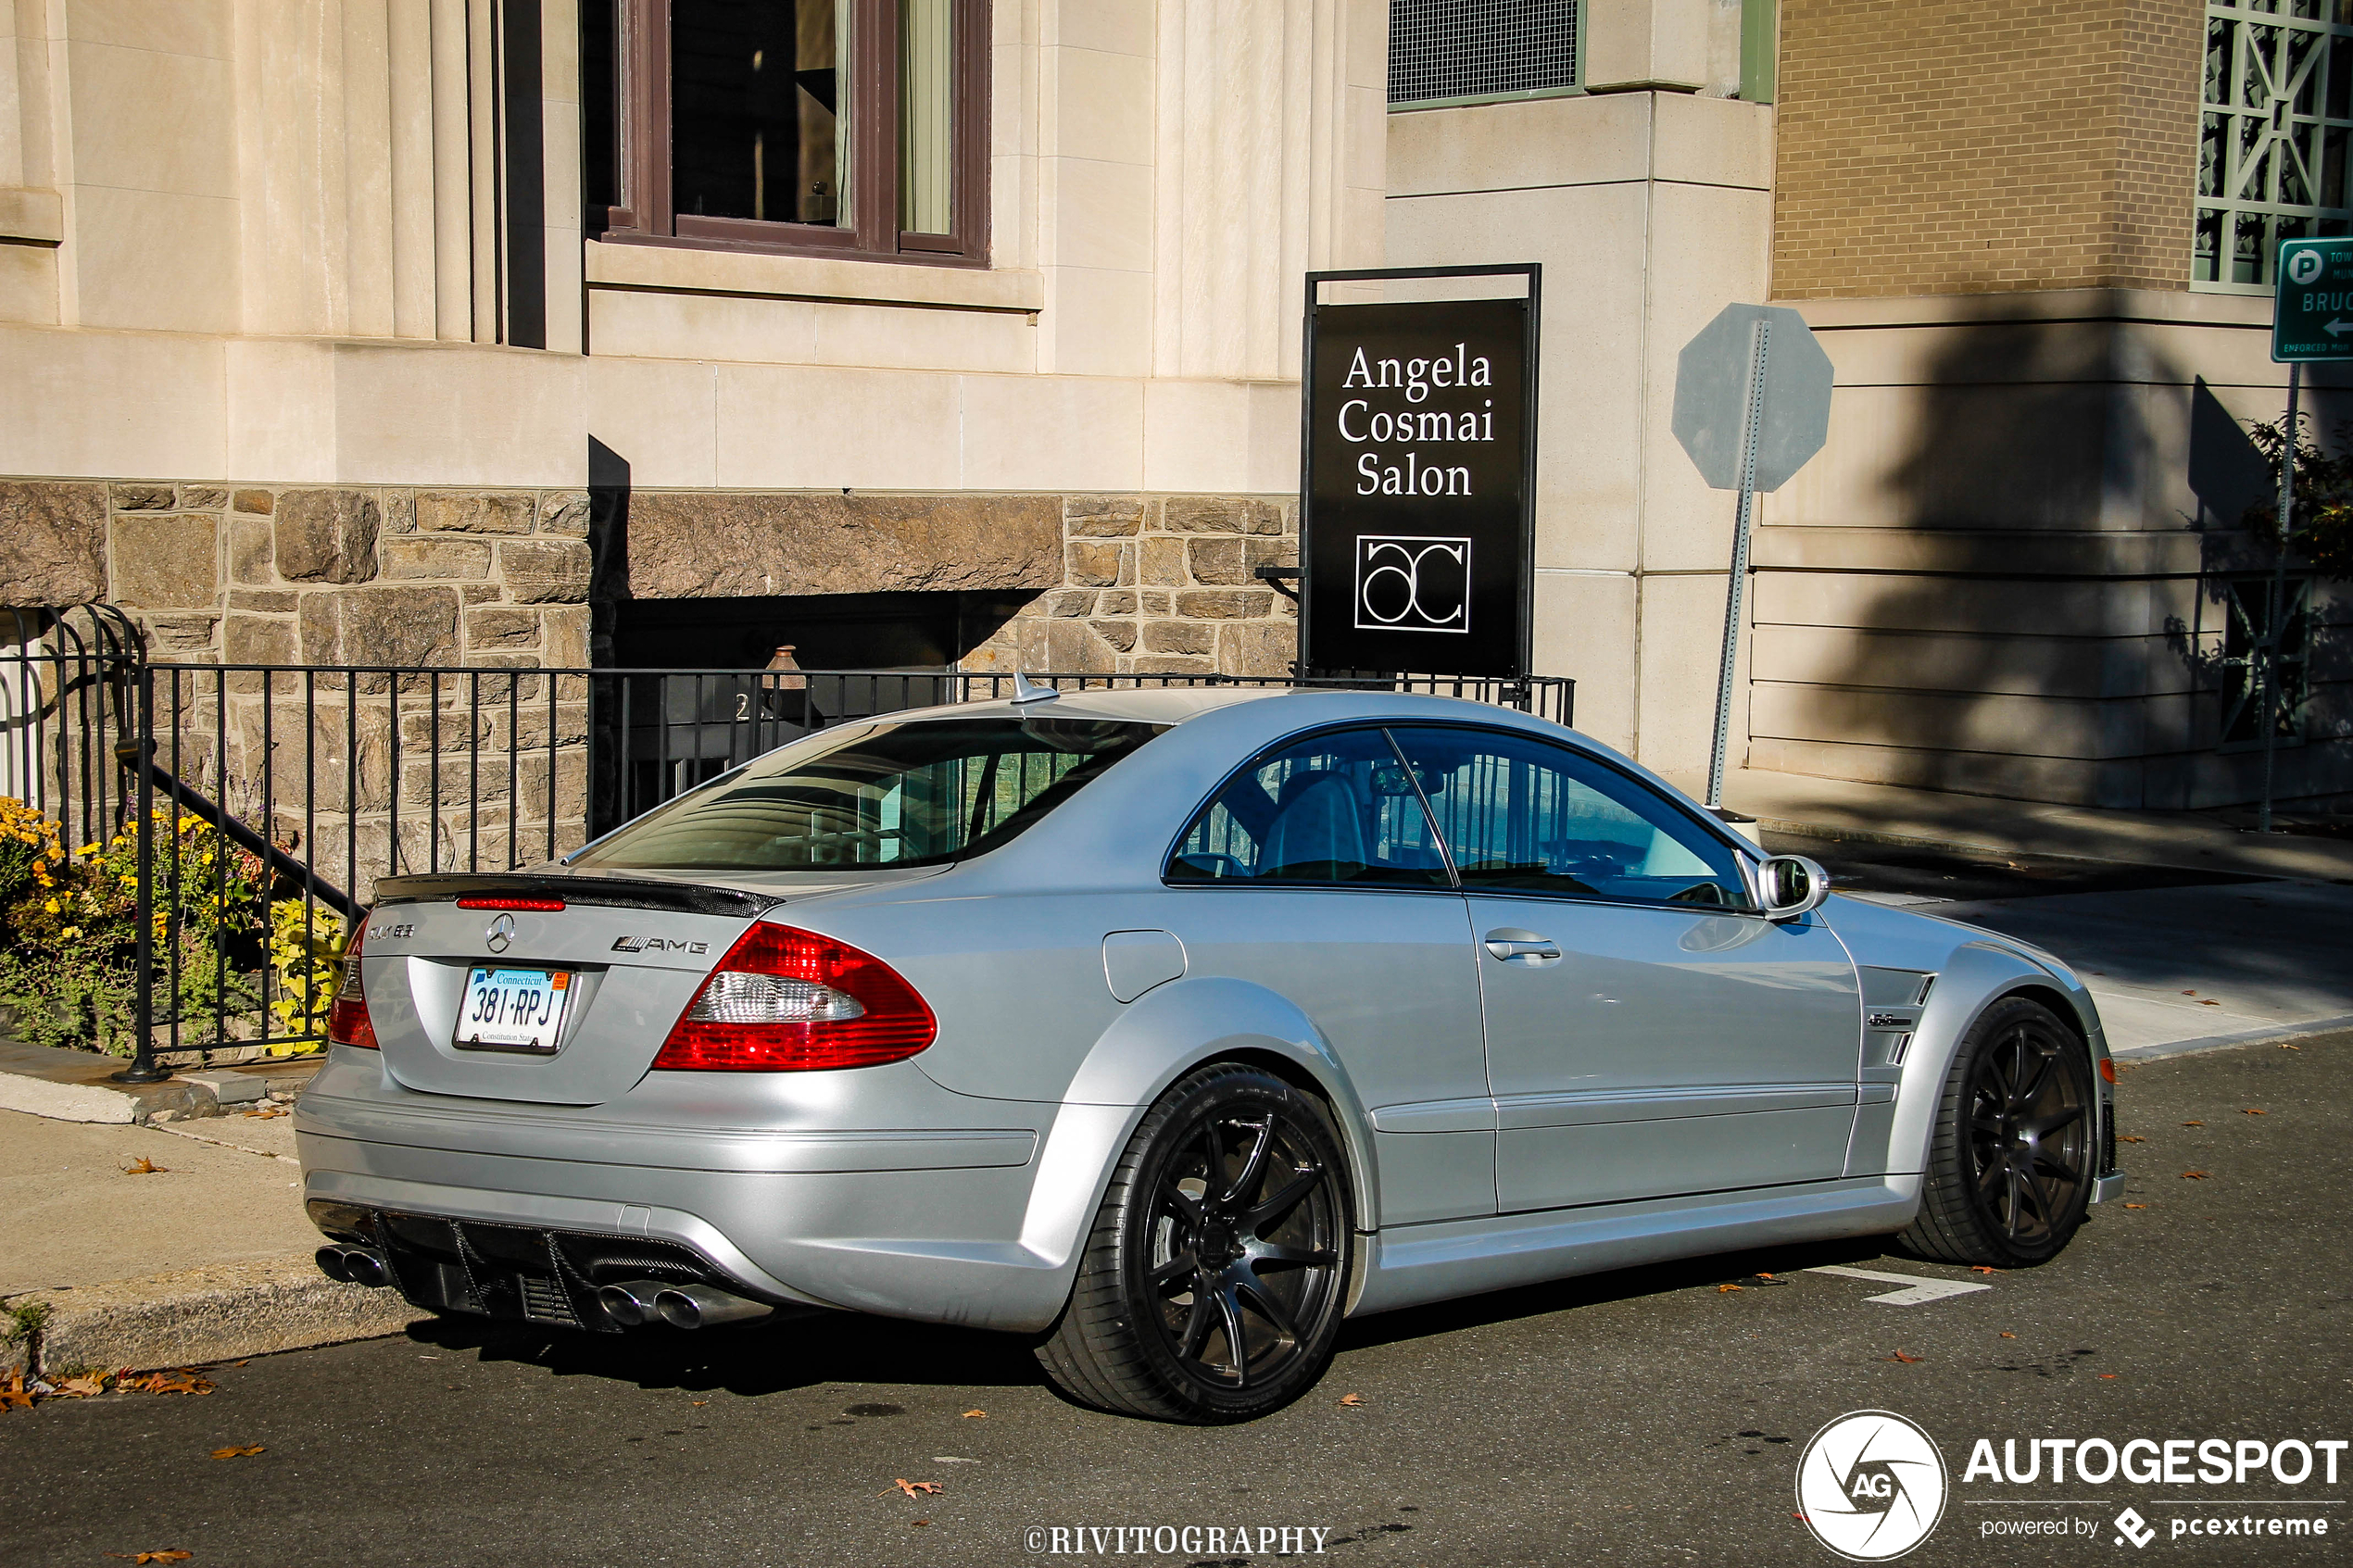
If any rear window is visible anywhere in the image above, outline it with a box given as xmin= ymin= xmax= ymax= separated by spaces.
xmin=571 ymin=716 xmax=1167 ymax=872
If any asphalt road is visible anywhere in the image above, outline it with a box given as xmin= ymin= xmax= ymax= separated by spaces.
xmin=5 ymin=1034 xmax=2346 ymax=1568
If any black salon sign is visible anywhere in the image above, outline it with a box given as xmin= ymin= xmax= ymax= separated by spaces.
xmin=1301 ymin=282 xmax=1536 ymax=678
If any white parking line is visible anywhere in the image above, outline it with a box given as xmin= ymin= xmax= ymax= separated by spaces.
xmin=1805 ymin=1265 xmax=1993 ymax=1305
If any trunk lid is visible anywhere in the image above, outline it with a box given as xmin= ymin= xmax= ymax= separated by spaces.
xmin=359 ymin=873 xmax=770 ymax=1105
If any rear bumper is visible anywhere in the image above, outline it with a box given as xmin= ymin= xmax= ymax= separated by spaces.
xmin=294 ymin=1054 xmax=1088 ymax=1334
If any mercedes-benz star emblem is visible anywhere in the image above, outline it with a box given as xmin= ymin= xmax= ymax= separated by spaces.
xmin=485 ymin=913 xmax=514 ymax=954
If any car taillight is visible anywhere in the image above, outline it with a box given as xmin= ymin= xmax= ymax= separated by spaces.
xmin=456 ymin=896 xmax=566 ymax=911
xmin=651 ymin=922 xmax=935 ymax=1072
xmin=327 ymin=921 xmax=378 ymax=1050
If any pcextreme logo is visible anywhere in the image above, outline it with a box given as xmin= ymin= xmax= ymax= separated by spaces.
xmin=1795 ymin=1410 xmax=1950 ymax=1561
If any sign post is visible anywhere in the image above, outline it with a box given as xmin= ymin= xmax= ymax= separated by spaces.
xmin=1671 ymin=304 xmax=1834 ymax=812
xmin=1299 ymin=265 xmax=1540 ymax=679
xmin=2260 ymin=236 xmax=2353 ymax=833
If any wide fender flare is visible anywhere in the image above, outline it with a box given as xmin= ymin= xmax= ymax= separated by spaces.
xmin=1013 ymin=975 xmax=1381 ymax=1275
xmin=1880 ymin=940 xmax=2105 ymax=1177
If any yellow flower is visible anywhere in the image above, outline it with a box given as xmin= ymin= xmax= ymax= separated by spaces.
xmin=43 ymin=898 xmax=59 ymax=914
xmin=61 ymin=926 xmax=81 ymax=939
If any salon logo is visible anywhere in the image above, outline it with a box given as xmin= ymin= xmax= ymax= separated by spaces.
xmin=1353 ymin=534 xmax=1470 ymax=634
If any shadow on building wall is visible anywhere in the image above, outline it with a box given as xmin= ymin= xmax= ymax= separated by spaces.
xmin=1775 ymin=294 xmax=2349 ymax=813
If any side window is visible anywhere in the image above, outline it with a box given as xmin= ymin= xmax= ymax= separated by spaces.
xmin=1167 ymin=728 xmax=1452 ymax=888
xmin=1385 ymin=726 xmax=1752 ymax=909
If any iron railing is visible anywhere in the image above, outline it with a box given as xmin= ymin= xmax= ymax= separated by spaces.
xmin=1 ymin=653 xmax=1566 ymax=1081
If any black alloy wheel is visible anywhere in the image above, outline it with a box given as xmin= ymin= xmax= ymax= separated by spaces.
xmin=1038 ymin=1063 xmax=1353 ymax=1422
xmin=1901 ymin=995 xmax=2097 ymax=1268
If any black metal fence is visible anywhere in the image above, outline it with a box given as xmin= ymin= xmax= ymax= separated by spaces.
xmin=0 ymin=631 xmax=1566 ymax=1080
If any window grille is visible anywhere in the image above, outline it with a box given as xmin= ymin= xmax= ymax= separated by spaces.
xmin=2196 ymin=0 xmax=2353 ymax=292
xmin=1389 ymin=0 xmax=1579 ymax=109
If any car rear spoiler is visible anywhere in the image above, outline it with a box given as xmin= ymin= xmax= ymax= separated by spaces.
xmin=371 ymin=872 xmax=784 ymax=919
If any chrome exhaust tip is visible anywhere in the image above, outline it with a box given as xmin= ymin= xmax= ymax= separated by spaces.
xmin=339 ymin=1248 xmax=391 ymax=1288
xmin=654 ymin=1283 xmax=774 ymax=1330
xmin=314 ymin=1245 xmax=353 ymax=1282
xmin=596 ymin=1278 xmax=672 ymax=1329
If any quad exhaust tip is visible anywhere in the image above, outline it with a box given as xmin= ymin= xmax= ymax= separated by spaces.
xmin=596 ymin=1278 xmax=669 ymax=1329
xmin=316 ymin=1245 xmax=390 ymax=1288
xmin=598 ymin=1278 xmax=772 ymax=1330
xmin=657 ymin=1282 xmax=774 ymax=1330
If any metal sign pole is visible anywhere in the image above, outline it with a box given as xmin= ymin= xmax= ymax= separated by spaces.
xmin=1705 ymin=318 xmax=1772 ymax=810
xmin=2259 ymin=361 xmax=2299 ymax=835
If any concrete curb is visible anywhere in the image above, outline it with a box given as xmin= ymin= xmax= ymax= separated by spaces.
xmin=2108 ymin=1014 xmax=2353 ymax=1065
xmin=4 ymin=1258 xmax=428 ymax=1379
xmin=0 ymin=1073 xmax=141 ymax=1123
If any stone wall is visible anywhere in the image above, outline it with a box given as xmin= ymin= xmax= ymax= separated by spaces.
xmin=0 ymin=478 xmax=1300 ymax=680
xmin=963 ymin=495 xmax=1300 ymax=678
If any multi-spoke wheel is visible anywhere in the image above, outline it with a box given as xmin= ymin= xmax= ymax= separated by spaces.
xmin=1037 ymin=1063 xmax=1353 ymax=1422
xmin=1899 ymin=996 xmax=2097 ymax=1268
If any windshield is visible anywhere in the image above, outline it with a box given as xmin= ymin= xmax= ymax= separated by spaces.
xmin=571 ymin=716 xmax=1168 ymax=872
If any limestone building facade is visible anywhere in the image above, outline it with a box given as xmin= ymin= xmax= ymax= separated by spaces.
xmin=1 ymin=0 xmax=2344 ymax=812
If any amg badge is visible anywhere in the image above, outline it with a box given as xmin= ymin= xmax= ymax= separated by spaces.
xmin=611 ymin=935 xmax=710 ymax=956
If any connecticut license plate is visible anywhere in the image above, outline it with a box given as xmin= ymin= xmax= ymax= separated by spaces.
xmin=455 ymin=967 xmax=572 ymax=1054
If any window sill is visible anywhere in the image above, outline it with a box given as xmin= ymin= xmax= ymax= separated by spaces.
xmin=585 ymin=236 xmax=1042 ymax=315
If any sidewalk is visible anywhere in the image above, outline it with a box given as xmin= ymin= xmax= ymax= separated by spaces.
xmin=0 ymin=1104 xmax=422 ymax=1381
xmin=1686 ymin=766 xmax=2353 ymax=1060
xmin=1680 ymin=765 xmax=2353 ymax=883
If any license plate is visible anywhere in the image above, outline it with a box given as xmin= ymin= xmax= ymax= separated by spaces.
xmin=455 ymin=967 xmax=573 ymax=1054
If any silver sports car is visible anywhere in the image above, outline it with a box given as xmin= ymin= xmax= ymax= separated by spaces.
xmin=298 ymin=684 xmax=2124 ymax=1422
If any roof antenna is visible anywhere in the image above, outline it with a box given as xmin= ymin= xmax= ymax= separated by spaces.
xmin=1010 ymin=671 xmax=1061 ymax=706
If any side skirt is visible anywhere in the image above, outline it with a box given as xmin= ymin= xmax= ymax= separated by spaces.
xmin=1349 ymin=1175 xmax=1921 ymax=1317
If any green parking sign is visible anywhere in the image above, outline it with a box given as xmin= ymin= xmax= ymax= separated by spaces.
xmin=2273 ymin=237 xmax=2353 ymax=361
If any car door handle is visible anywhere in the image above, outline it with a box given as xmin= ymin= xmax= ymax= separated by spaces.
xmin=1483 ymin=932 xmax=1561 ymax=962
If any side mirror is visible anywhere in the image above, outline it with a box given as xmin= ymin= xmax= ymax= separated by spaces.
xmin=1756 ymin=854 xmax=1831 ymax=922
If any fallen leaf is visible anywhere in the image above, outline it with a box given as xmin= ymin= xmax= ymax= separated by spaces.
xmin=241 ymin=1107 xmax=288 ymax=1119
xmin=2182 ymin=1121 xmax=2205 ymax=1127
xmin=960 ymin=1409 xmax=987 ymax=1420
xmin=1718 ymin=1283 xmax=1743 ymax=1293
xmin=105 ymin=1554 xmax=192 ymax=1564
xmin=132 ymin=1373 xmax=216 ymax=1397
xmin=2243 ymin=1108 xmax=2267 ymax=1115
xmin=2199 ymin=998 xmax=2221 ymax=1006
xmin=2118 ymin=1135 xmax=2145 ymax=1143
xmin=2280 ymin=1043 xmax=2302 ymax=1050
xmin=57 ymin=1376 xmax=106 ymax=1398
xmin=1971 ymin=1266 xmax=2000 ymax=1275
xmin=1338 ymin=1393 xmax=1365 ymax=1407
xmin=209 ymin=1445 xmax=264 ymax=1460
xmin=1885 ymin=1351 xmax=1922 ymax=1363
xmin=2181 ymin=1171 xmax=2210 ymax=1180
xmin=2181 ymin=989 xmax=2198 ymax=996
xmin=890 ymin=1479 xmax=943 ymax=1498
xmin=0 ymin=1373 xmax=31 ymax=1412
xmin=1998 ymin=1332 xmax=2017 ymax=1339
xmin=122 ymin=1157 xmax=169 ymax=1175
xmin=690 ymin=1400 xmax=709 ymax=1407
xmin=2123 ymin=1203 xmax=2149 ymax=1210
xmin=912 ymin=1520 xmax=930 ymax=1527
xmin=2099 ymin=1374 xmax=2119 ymax=1380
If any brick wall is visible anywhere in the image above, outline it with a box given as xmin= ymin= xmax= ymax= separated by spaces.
xmin=1772 ymin=0 xmax=2203 ymax=298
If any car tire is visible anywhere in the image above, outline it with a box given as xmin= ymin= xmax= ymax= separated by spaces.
xmin=1898 ymin=995 xmax=2098 ymax=1269
xmin=1036 ymin=1062 xmax=1354 ymax=1424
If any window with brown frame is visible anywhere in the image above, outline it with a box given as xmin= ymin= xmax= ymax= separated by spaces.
xmin=585 ymin=0 xmax=988 ymax=265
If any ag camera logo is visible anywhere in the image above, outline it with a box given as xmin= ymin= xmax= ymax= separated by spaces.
xmin=1796 ymin=1411 xmax=1948 ymax=1561
xmin=2290 ymin=246 xmax=2325 ymax=286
